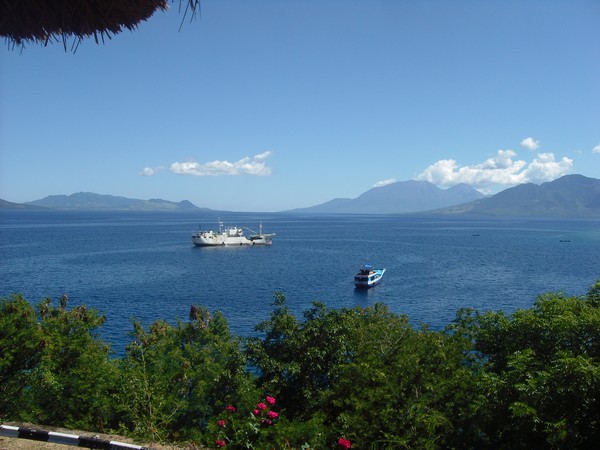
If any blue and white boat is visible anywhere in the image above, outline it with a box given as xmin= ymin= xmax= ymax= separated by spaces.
xmin=354 ymin=264 xmax=386 ymax=288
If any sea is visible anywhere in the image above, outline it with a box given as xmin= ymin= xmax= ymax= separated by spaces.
xmin=1 ymin=210 xmax=599 ymax=354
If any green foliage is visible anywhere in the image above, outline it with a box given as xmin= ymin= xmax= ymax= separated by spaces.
xmin=2 ymin=281 xmax=600 ymax=448
xmin=24 ymin=295 xmax=118 ymax=430
xmin=0 ymin=294 xmax=43 ymax=418
xmin=207 ymin=394 xmax=327 ymax=449
xmin=587 ymin=279 xmax=600 ymax=307
xmin=321 ymin=305 xmax=479 ymax=449
xmin=245 ymin=293 xmax=352 ymax=421
xmin=115 ymin=305 xmax=255 ymax=442
xmin=208 ymin=395 xmax=277 ymax=449
xmin=246 ymin=296 xmax=480 ymax=448
xmin=0 ymin=294 xmax=118 ymax=429
xmin=454 ymin=282 xmax=600 ymax=448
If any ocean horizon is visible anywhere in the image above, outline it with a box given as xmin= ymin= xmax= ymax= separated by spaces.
xmin=1 ymin=210 xmax=599 ymax=354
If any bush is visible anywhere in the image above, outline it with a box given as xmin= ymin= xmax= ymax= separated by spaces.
xmin=115 ymin=305 xmax=256 ymax=442
xmin=26 ymin=296 xmax=118 ymax=430
xmin=246 ymin=295 xmax=480 ymax=448
xmin=2 ymin=281 xmax=600 ymax=448
xmin=452 ymin=281 xmax=600 ymax=449
xmin=0 ymin=294 xmax=43 ymax=418
xmin=245 ymin=294 xmax=353 ymax=422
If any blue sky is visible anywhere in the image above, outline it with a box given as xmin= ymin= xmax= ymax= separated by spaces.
xmin=1 ymin=0 xmax=599 ymax=212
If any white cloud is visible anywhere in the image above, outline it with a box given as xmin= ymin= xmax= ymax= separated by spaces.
xmin=416 ymin=149 xmax=572 ymax=189
xmin=373 ymin=178 xmax=397 ymax=187
xmin=417 ymin=150 xmax=526 ymax=187
xmin=170 ymin=151 xmax=273 ymax=176
xmin=593 ymin=144 xmax=600 ymax=154
xmin=140 ymin=166 xmax=163 ymax=176
xmin=521 ymin=137 xmax=540 ymax=151
xmin=524 ymin=152 xmax=573 ymax=183
xmin=253 ymin=151 xmax=272 ymax=161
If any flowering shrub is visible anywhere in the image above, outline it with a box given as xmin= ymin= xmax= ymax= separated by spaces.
xmin=210 ymin=395 xmax=281 ymax=449
xmin=338 ymin=437 xmax=351 ymax=448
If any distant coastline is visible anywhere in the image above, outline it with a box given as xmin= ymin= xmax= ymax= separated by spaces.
xmin=2 ymin=174 xmax=599 ymax=217
xmin=1 ymin=192 xmax=208 ymax=212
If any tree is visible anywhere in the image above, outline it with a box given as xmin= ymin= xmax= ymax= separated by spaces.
xmin=325 ymin=304 xmax=479 ymax=449
xmin=0 ymin=294 xmax=43 ymax=418
xmin=246 ymin=295 xmax=481 ymax=448
xmin=22 ymin=295 xmax=118 ymax=431
xmin=454 ymin=282 xmax=600 ymax=448
xmin=116 ymin=305 xmax=255 ymax=442
xmin=245 ymin=293 xmax=352 ymax=421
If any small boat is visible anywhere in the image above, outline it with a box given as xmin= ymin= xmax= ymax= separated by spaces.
xmin=354 ymin=264 xmax=386 ymax=288
xmin=192 ymin=219 xmax=275 ymax=247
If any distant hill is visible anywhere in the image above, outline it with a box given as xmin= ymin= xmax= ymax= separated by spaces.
xmin=290 ymin=180 xmax=486 ymax=214
xmin=437 ymin=174 xmax=600 ymax=217
xmin=25 ymin=192 xmax=206 ymax=211
xmin=0 ymin=198 xmax=46 ymax=210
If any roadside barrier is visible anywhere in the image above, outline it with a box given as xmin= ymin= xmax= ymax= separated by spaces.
xmin=0 ymin=424 xmax=152 ymax=449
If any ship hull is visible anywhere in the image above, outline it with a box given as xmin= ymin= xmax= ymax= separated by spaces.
xmin=192 ymin=234 xmax=252 ymax=246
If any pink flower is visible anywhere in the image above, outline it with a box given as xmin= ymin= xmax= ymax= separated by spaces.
xmin=261 ymin=419 xmax=273 ymax=426
xmin=217 ymin=420 xmax=226 ymax=427
xmin=252 ymin=409 xmax=261 ymax=416
xmin=215 ymin=439 xmax=227 ymax=447
xmin=266 ymin=395 xmax=276 ymax=406
xmin=267 ymin=410 xmax=279 ymax=419
xmin=338 ymin=438 xmax=351 ymax=449
xmin=257 ymin=402 xmax=267 ymax=410
xmin=225 ymin=405 xmax=236 ymax=413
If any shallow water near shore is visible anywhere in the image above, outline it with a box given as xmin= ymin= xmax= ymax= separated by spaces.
xmin=1 ymin=210 xmax=598 ymax=353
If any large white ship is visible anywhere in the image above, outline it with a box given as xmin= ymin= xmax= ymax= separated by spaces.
xmin=192 ymin=220 xmax=275 ymax=246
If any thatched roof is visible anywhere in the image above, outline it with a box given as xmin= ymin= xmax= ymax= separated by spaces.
xmin=1 ymin=0 xmax=200 ymax=49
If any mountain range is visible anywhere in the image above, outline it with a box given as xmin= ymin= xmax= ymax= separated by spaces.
xmin=1 ymin=175 xmax=599 ymax=217
xmin=292 ymin=175 xmax=600 ymax=217
xmin=22 ymin=192 xmax=205 ymax=212
xmin=291 ymin=180 xmax=485 ymax=214
xmin=437 ymin=174 xmax=600 ymax=217
xmin=0 ymin=198 xmax=45 ymax=210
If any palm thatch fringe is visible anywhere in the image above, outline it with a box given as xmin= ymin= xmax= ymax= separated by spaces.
xmin=1 ymin=0 xmax=200 ymax=49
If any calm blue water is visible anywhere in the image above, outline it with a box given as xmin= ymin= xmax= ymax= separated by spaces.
xmin=1 ymin=210 xmax=599 ymax=353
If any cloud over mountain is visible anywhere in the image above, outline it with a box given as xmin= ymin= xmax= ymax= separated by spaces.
xmin=416 ymin=149 xmax=572 ymax=191
xmin=373 ymin=178 xmax=397 ymax=187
